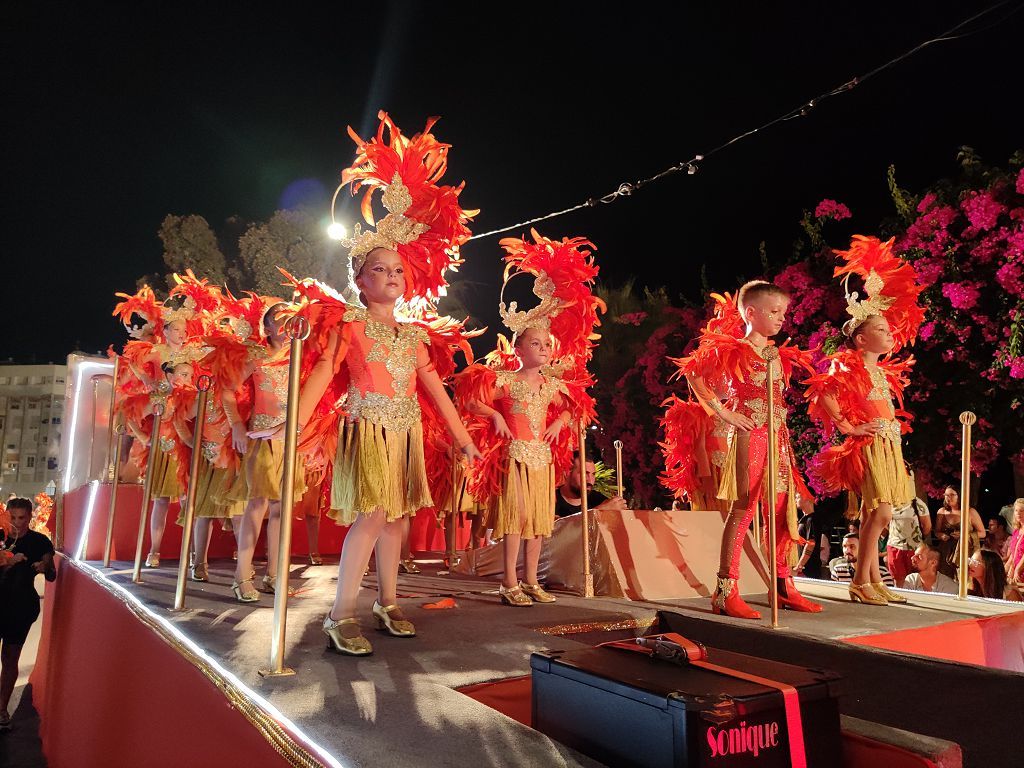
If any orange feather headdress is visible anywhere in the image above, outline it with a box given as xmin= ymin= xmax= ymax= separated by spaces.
xmin=339 ymin=111 xmax=476 ymax=308
xmin=833 ymin=235 xmax=924 ymax=351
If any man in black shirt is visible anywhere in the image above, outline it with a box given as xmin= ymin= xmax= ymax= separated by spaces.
xmin=554 ymin=452 xmax=627 ymax=518
xmin=0 ymin=497 xmax=56 ymax=731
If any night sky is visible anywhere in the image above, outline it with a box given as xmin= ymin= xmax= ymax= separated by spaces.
xmin=4 ymin=2 xmax=1022 ymax=362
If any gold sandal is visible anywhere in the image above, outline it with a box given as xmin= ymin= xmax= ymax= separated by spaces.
xmin=190 ymin=562 xmax=209 ymax=582
xmin=372 ymin=601 xmax=416 ymax=637
xmin=519 ymin=581 xmax=557 ymax=603
xmin=499 ymin=584 xmax=533 ymax=607
xmin=849 ymin=582 xmax=887 ymax=606
xmin=872 ymin=582 xmax=907 ymax=604
xmin=231 ymin=577 xmax=259 ymax=603
xmin=398 ymin=558 xmax=421 ymax=574
xmin=145 ymin=552 xmax=160 ymax=568
xmin=323 ymin=616 xmax=373 ymax=656
xmin=309 ymin=552 xmax=323 ymax=566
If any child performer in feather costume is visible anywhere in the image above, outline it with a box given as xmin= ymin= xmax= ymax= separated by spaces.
xmin=456 ymin=230 xmax=604 ymax=607
xmin=679 ymin=281 xmax=821 ymax=619
xmin=283 ymin=113 xmax=482 ymax=655
xmin=805 ymin=235 xmax=924 ymax=606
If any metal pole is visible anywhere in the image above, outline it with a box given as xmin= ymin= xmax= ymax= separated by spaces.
xmin=102 ymin=423 xmax=126 ymax=567
xmin=447 ymin=447 xmax=459 ymax=569
xmin=132 ymin=403 xmax=164 ymax=584
xmin=763 ymin=346 xmax=780 ymax=628
xmin=579 ymin=425 xmax=593 ymax=598
xmin=173 ymin=377 xmax=212 ymax=611
xmin=105 ymin=357 xmax=121 ymax=481
xmin=613 ymin=439 xmax=624 ymax=499
xmin=957 ymin=411 xmax=977 ymax=600
xmin=260 ymin=316 xmax=308 ymax=678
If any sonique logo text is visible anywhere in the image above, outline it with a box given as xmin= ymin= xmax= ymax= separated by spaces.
xmin=706 ymin=720 xmax=780 ymax=758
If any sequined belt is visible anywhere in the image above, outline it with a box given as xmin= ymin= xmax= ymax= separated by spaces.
xmin=346 ymin=388 xmax=421 ymax=433
xmin=158 ymin=436 xmax=176 ymax=453
xmin=508 ymin=438 xmax=552 ymax=470
xmin=873 ymin=418 xmax=902 ymax=443
xmin=251 ymin=412 xmax=286 ymax=432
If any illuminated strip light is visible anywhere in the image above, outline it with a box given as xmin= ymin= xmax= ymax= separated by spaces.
xmin=70 ymin=557 xmax=346 ymax=768
xmin=63 ymin=359 xmax=113 ymax=493
xmin=74 ymin=480 xmax=101 ymax=560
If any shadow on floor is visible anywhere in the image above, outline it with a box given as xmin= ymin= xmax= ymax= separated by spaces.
xmin=1 ymin=684 xmax=47 ymax=768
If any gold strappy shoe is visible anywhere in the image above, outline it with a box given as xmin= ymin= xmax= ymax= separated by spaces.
xmin=190 ymin=562 xmax=209 ymax=582
xmin=372 ymin=601 xmax=416 ymax=637
xmin=849 ymin=582 xmax=887 ymax=606
xmin=872 ymin=582 xmax=907 ymax=604
xmin=499 ymin=584 xmax=533 ymax=607
xmin=398 ymin=558 xmax=421 ymax=574
xmin=309 ymin=552 xmax=323 ymax=566
xmin=519 ymin=582 xmax=557 ymax=603
xmin=323 ymin=616 xmax=373 ymax=656
xmin=231 ymin=576 xmax=259 ymax=603
xmin=145 ymin=552 xmax=160 ymax=568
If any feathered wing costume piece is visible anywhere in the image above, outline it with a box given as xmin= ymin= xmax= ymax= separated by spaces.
xmin=806 ymin=235 xmax=923 ymax=504
xmin=340 ymin=111 xmax=476 ymax=308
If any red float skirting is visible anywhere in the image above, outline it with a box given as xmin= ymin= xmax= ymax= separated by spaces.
xmin=62 ymin=483 xmax=466 ymax=562
xmin=30 ymin=557 xmax=329 ymax=768
xmin=844 ymin=611 xmax=1024 ymax=672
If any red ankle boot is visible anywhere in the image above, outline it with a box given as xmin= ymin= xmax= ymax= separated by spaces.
xmin=712 ymin=577 xmax=761 ymax=620
xmin=778 ymin=577 xmax=823 ymax=613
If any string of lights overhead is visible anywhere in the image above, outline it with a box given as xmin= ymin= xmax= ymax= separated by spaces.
xmin=326 ymin=0 xmax=1019 ymax=245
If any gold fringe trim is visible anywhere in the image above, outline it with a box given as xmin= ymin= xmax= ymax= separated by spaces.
xmin=151 ymin=447 xmax=184 ymax=499
xmin=242 ymin=439 xmax=307 ymax=502
xmin=330 ymin=419 xmax=431 ymax=526
xmin=487 ymin=458 xmax=555 ymax=540
xmin=859 ymin=435 xmax=914 ymax=511
xmin=67 ymin=557 xmax=330 ymax=768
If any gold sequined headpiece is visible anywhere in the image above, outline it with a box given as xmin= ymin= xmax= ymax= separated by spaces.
xmin=499 ymin=271 xmax=561 ymax=336
xmin=841 ymin=269 xmax=895 ymax=337
xmin=342 ymin=173 xmax=430 ymax=279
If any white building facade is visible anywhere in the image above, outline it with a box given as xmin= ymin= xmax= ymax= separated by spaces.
xmin=0 ymin=363 xmax=66 ymax=499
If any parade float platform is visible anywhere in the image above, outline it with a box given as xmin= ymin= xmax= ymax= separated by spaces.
xmin=31 ymin=544 xmax=1024 ymax=767
xmin=30 ymin=478 xmax=1024 ymax=766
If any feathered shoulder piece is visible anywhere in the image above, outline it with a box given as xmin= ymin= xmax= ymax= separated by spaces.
xmin=339 ymin=111 xmax=475 ymax=307
xmin=833 ymin=235 xmax=924 ymax=351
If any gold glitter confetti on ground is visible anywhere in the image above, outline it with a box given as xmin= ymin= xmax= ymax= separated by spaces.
xmin=536 ymin=616 xmax=658 ymax=636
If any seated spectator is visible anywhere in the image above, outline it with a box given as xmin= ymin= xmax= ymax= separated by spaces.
xmin=968 ymin=549 xmax=1007 ymax=599
xmin=555 ymin=451 xmax=626 ymax=518
xmin=829 ymin=533 xmax=895 ymax=586
xmin=1 ymin=497 xmax=56 ymax=732
xmin=1003 ymin=499 xmax=1024 ymax=586
xmin=886 ymin=497 xmax=931 ymax=588
xmin=904 ymin=542 xmax=958 ymax=594
xmin=984 ymin=515 xmax=1010 ymax=559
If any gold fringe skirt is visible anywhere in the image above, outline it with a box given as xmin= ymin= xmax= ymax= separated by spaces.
xmin=329 ymin=419 xmax=431 ymax=526
xmin=859 ymin=435 xmax=914 ymax=511
xmin=151 ymin=446 xmax=184 ymax=499
xmin=175 ymin=462 xmax=242 ymax=522
xmin=235 ymin=438 xmax=307 ymax=502
xmin=486 ymin=458 xmax=555 ymax=541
